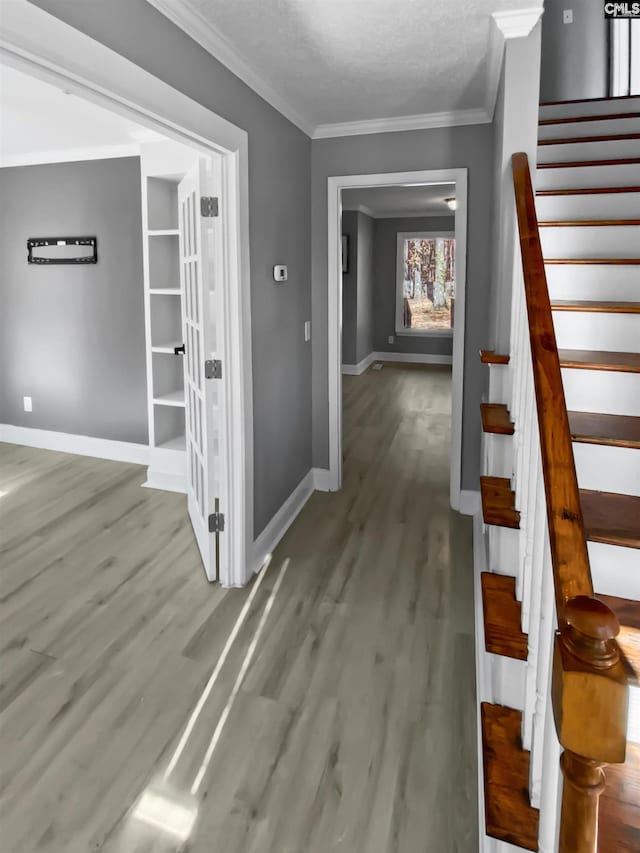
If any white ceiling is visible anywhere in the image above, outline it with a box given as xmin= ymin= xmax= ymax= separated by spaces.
xmin=148 ymin=0 xmax=543 ymax=134
xmin=0 ymin=64 xmax=162 ymax=166
xmin=342 ymin=183 xmax=456 ymax=218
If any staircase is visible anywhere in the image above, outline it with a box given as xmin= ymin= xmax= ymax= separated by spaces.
xmin=477 ymin=96 xmax=640 ymax=853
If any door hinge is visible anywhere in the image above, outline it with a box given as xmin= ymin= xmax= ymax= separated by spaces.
xmin=208 ymin=512 xmax=225 ymax=533
xmin=204 ymin=359 xmax=222 ymax=379
xmin=200 ymin=196 xmax=219 ymax=217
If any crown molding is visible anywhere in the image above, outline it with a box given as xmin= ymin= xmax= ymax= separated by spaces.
xmin=145 ymin=0 xmax=315 ymax=136
xmin=342 ymin=203 xmax=376 ymax=218
xmin=313 ymin=107 xmax=490 ymax=140
xmin=0 ymin=143 xmax=141 ymax=168
xmin=485 ymin=6 xmax=544 ymax=120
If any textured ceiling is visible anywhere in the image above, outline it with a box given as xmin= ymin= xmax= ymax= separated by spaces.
xmin=0 ymin=65 xmax=159 ymax=164
xmin=182 ymin=0 xmax=541 ymax=125
xmin=342 ymin=183 xmax=456 ymax=217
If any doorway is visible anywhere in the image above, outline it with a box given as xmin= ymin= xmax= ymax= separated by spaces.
xmin=0 ymin=1 xmax=253 ymax=587
xmin=327 ymin=168 xmax=468 ymax=510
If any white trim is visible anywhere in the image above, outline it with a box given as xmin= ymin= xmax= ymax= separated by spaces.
xmin=341 ymin=352 xmax=376 ymax=376
xmin=314 ymin=107 xmax=490 ymax=139
xmin=492 ymin=7 xmax=544 ymax=40
xmin=485 ymin=8 xmax=544 ymax=120
xmin=370 ymin=352 xmax=453 ymax=366
xmin=342 ymin=203 xmax=376 ymax=218
xmin=312 ymin=467 xmax=332 ymax=492
xmin=0 ymin=424 xmax=149 ymax=465
xmin=142 ymin=470 xmax=187 ymax=493
xmin=342 ymin=204 xmax=456 ymax=220
xmin=459 ymin=488 xmax=482 ymax=516
xmin=328 ymin=169 xmax=467 ymax=506
xmin=251 ymin=470 xmax=315 ymax=577
xmin=395 ymin=229 xmax=455 ymax=338
xmin=0 ymin=143 xmax=141 ymax=168
xmin=0 ymin=0 xmax=253 ymax=588
xmin=145 ymin=0 xmax=314 ymax=137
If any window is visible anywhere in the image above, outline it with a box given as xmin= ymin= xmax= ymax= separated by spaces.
xmin=396 ymin=232 xmax=456 ymax=335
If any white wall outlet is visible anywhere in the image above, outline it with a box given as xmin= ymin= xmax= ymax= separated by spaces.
xmin=273 ymin=264 xmax=288 ymax=282
xmin=304 ymin=320 xmax=311 ymax=342
xmin=563 ymin=9 xmax=573 ymax=23
xmin=24 ymin=396 xmax=32 ymax=412
xmin=388 ymin=335 xmax=394 ymax=344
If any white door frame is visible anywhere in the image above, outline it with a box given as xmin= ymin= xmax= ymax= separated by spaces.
xmin=327 ymin=169 xmax=468 ymax=510
xmin=0 ymin=0 xmax=253 ymax=587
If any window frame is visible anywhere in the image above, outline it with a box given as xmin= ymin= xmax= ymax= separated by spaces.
xmin=395 ymin=230 xmax=456 ymax=337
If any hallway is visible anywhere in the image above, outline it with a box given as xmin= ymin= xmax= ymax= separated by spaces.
xmin=0 ymin=363 xmax=477 ymax=852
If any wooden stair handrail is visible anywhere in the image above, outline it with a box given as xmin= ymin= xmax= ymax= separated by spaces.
xmin=511 ymin=153 xmax=629 ymax=853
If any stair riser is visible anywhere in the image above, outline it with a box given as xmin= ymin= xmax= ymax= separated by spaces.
xmin=535 ymin=163 xmax=640 ymax=190
xmin=574 ymin=443 xmax=640 ymax=496
xmin=539 ymin=97 xmax=640 ymax=121
xmin=536 ymin=191 xmax=640 ymax=220
xmin=540 ymin=225 xmax=640 ymax=258
xmin=545 ymin=264 xmax=640 ymax=301
xmin=538 ymin=138 xmax=640 ymax=164
xmin=553 ymin=311 xmax=640 ymax=352
xmin=538 ymin=117 xmax=640 ymax=140
xmin=588 ymin=542 xmax=640 ymax=599
xmin=562 ymin=369 xmax=640 ymax=417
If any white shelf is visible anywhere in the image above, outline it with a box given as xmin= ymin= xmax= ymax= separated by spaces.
xmin=148 ymin=228 xmax=179 ymax=237
xmin=153 ymin=389 xmax=185 ymax=407
xmin=149 ymin=288 xmax=181 ymax=295
xmin=152 ymin=340 xmax=184 ymax=354
xmin=157 ymin=433 xmax=186 ymax=451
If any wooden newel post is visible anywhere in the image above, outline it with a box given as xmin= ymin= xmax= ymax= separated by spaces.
xmin=552 ymin=596 xmax=629 ymax=853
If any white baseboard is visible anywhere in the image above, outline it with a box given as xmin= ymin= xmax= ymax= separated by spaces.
xmin=252 ymin=469 xmax=315 ymax=573
xmin=372 ymin=351 xmax=453 ymax=365
xmin=142 ymin=471 xmax=187 ymax=494
xmin=312 ymin=467 xmax=332 ymax=491
xmin=0 ymin=424 xmax=149 ymax=465
xmin=459 ymin=489 xmax=481 ymax=516
xmin=342 ymin=352 xmax=376 ymax=376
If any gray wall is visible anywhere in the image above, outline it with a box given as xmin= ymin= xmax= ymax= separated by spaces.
xmin=541 ymin=0 xmax=608 ymax=102
xmin=341 ymin=210 xmax=375 ymax=365
xmin=30 ymin=0 xmax=312 ymax=538
xmin=312 ymin=125 xmax=494 ymax=491
xmin=373 ymin=215 xmax=455 ymax=357
xmin=0 ymin=157 xmax=147 ymax=444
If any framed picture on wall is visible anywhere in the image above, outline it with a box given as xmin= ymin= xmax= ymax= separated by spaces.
xmin=341 ymin=235 xmax=349 ymax=273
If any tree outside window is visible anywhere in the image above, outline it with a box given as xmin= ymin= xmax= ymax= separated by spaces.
xmin=402 ymin=237 xmax=456 ymax=331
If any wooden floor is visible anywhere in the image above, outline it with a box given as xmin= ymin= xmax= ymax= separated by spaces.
xmin=0 ymin=363 xmax=477 ymax=852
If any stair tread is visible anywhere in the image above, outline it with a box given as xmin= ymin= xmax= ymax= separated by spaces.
xmin=540 ymin=220 xmax=640 ymax=227
xmin=481 ymin=573 xmax=528 ymax=660
xmin=559 ymin=349 xmax=640 ymax=373
xmin=480 ymin=349 xmax=510 ymax=365
xmin=552 ymin=301 xmax=640 ymax=314
xmin=581 ymin=489 xmax=640 ymax=549
xmin=538 ymin=157 xmax=640 ymax=169
xmin=539 ymin=112 xmax=640 ymax=126
xmin=599 ymin=751 xmax=640 ymax=853
xmin=480 ymin=403 xmax=515 ymax=435
xmin=546 ymin=259 xmax=640 ymax=265
xmin=539 ymin=132 xmax=640 ymax=145
xmin=480 ymin=476 xmax=520 ymax=529
xmin=537 ymin=186 xmax=640 ymax=196
xmin=481 ymin=703 xmax=539 ymax=851
xmin=569 ymin=411 xmax=640 ymax=449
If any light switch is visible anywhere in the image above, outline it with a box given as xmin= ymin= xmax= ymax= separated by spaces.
xmin=304 ymin=320 xmax=311 ymax=342
xmin=24 ymin=396 xmax=32 ymax=412
xmin=563 ymin=9 xmax=573 ymax=23
xmin=273 ymin=265 xmax=288 ymax=282
xmin=388 ymin=335 xmax=394 ymax=344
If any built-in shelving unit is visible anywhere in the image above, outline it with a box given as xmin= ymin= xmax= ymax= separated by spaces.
xmin=140 ymin=140 xmax=202 ymax=493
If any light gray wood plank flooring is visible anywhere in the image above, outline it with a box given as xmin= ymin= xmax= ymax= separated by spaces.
xmin=0 ymin=363 xmax=477 ymax=852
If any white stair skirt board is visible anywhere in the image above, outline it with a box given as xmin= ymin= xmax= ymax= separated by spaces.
xmin=562 ymin=369 xmax=640 ymax=417
xmin=538 ymin=116 xmax=640 ymax=141
xmin=142 ymin=470 xmax=187 ymax=494
xmin=589 ymin=541 xmax=640 ymax=600
xmin=537 ymin=137 xmax=640 ymax=164
xmin=545 ymin=263 xmax=640 ymax=302
xmin=540 ymin=225 xmax=640 ymax=259
xmin=341 ymin=352 xmax=376 ymax=376
xmin=552 ymin=311 xmax=640 ymax=353
xmin=251 ymin=470 xmax=316 ymax=578
xmin=539 ymin=95 xmax=640 ymax=121
xmin=0 ymin=424 xmax=149 ymax=466
xmin=536 ymin=163 xmax=640 ymax=192
xmin=536 ymin=191 xmax=640 ymax=221
xmin=573 ymin=443 xmax=640 ymax=496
